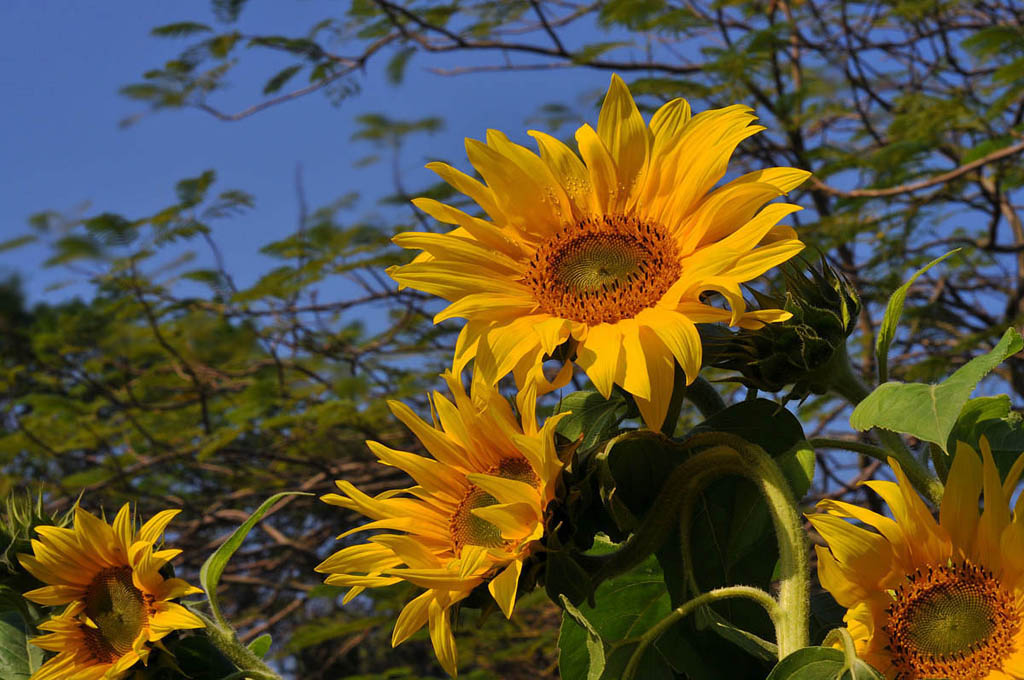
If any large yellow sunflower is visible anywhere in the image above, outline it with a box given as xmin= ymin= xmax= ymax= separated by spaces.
xmin=19 ymin=504 xmax=204 ymax=680
xmin=315 ymin=372 xmax=567 ymax=677
xmin=809 ymin=441 xmax=1024 ymax=679
xmin=389 ymin=74 xmax=808 ymax=429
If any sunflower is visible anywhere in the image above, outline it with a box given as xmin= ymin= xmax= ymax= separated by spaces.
xmin=315 ymin=372 xmax=568 ymax=677
xmin=388 ymin=74 xmax=808 ymax=429
xmin=19 ymin=504 xmax=204 ymax=680
xmin=809 ymin=441 xmax=1024 ymax=679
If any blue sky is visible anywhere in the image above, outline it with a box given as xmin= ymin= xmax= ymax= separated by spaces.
xmin=0 ymin=1 xmax=620 ymax=303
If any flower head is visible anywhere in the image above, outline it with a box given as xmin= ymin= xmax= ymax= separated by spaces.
xmin=316 ymin=372 xmax=568 ymax=677
xmin=809 ymin=441 xmax=1024 ymax=679
xmin=389 ymin=74 xmax=807 ymax=429
xmin=19 ymin=504 xmax=204 ymax=680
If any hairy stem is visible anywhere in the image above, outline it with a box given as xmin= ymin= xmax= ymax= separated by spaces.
xmin=622 ymin=586 xmax=779 ymax=680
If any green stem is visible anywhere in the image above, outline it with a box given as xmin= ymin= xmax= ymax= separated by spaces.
xmin=809 ymin=438 xmax=890 ymax=462
xmin=675 ymin=433 xmax=810 ymax=657
xmin=826 ymin=343 xmax=944 ymax=507
xmin=195 ymin=610 xmax=283 ymax=680
xmin=622 ymin=586 xmax=779 ymax=680
xmin=685 ymin=376 xmax=727 ymax=418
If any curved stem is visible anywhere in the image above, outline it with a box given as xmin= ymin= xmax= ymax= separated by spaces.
xmin=671 ymin=436 xmax=806 ymax=659
xmin=661 ymin=363 xmax=688 ymax=436
xmin=622 ymin=586 xmax=779 ymax=680
xmin=826 ymin=344 xmax=944 ymax=506
xmin=194 ymin=610 xmax=283 ymax=680
xmin=685 ymin=376 xmax=727 ymax=418
xmin=809 ymin=437 xmax=890 ymax=462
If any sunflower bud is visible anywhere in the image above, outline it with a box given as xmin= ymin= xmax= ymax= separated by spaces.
xmin=0 ymin=492 xmax=71 ymax=579
xmin=706 ymin=260 xmax=860 ymax=400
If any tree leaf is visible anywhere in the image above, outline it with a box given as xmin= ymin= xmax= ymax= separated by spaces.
xmin=199 ymin=491 xmax=312 ymax=624
xmin=852 ymin=327 xmax=1023 ymax=451
xmin=263 ymin=65 xmax=303 ymax=95
xmin=876 ymin=250 xmax=958 ymax=382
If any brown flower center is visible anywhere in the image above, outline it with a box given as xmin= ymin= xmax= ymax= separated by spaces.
xmin=884 ymin=560 xmax=1019 ymax=680
xmin=449 ymin=458 xmax=539 ymax=555
xmin=524 ymin=215 xmax=681 ymax=325
xmin=81 ymin=566 xmax=148 ymax=662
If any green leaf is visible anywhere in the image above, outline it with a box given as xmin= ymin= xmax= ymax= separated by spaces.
xmin=199 ymin=491 xmax=312 ymax=624
xmin=558 ymin=550 xmax=687 ymax=680
xmin=558 ymin=595 xmax=606 ymax=680
xmin=0 ymin=610 xmax=38 ymax=680
xmin=851 ymin=328 xmax=1024 ymax=451
xmin=876 ymin=250 xmax=958 ymax=382
xmin=263 ymin=65 xmax=303 ymax=95
xmin=555 ymin=390 xmax=630 ymax=453
xmin=0 ymin=236 xmax=36 ymax=253
xmin=247 ymin=633 xmax=272 ymax=658
xmin=766 ymin=646 xmax=883 ymax=680
xmin=151 ymin=21 xmax=213 ymax=37
xmin=947 ymin=394 xmax=1024 ymax=478
xmin=386 ymin=46 xmax=416 ymax=84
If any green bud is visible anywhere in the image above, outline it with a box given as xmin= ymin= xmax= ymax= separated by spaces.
xmin=705 ymin=259 xmax=860 ymax=400
xmin=0 ymin=491 xmax=72 ymax=579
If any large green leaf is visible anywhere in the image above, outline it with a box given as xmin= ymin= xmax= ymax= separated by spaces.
xmin=558 ymin=548 xmax=701 ymax=680
xmin=947 ymin=394 xmax=1024 ymax=477
xmin=199 ymin=491 xmax=312 ymax=624
xmin=876 ymin=250 xmax=958 ymax=382
xmin=766 ymin=646 xmax=883 ymax=680
xmin=0 ymin=610 xmax=40 ymax=680
xmin=851 ymin=327 xmax=1023 ymax=451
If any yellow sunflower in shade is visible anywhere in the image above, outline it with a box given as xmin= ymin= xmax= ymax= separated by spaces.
xmin=388 ymin=73 xmax=808 ymax=429
xmin=809 ymin=441 xmax=1024 ymax=680
xmin=315 ymin=372 xmax=568 ymax=677
xmin=19 ymin=504 xmax=204 ymax=680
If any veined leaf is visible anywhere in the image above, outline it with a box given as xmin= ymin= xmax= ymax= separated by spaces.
xmin=852 ymin=328 xmax=1023 ymax=451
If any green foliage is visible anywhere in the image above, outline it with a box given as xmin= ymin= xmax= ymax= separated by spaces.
xmin=558 ymin=545 xmax=688 ymax=680
xmin=766 ymin=647 xmax=883 ymax=680
xmin=875 ymin=250 xmax=959 ymax=383
xmin=851 ymin=328 xmax=1023 ymax=451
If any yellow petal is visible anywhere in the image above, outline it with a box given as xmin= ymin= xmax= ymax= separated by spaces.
xmin=428 ymin=597 xmax=459 ymax=677
xmin=528 ymin=130 xmax=597 ymax=219
xmin=148 ymin=601 xmax=204 ymax=641
xmin=574 ymin=124 xmax=618 ymax=214
xmin=631 ymin=324 xmax=675 ymax=431
xmin=393 ymin=590 xmax=433 ymax=647
xmin=426 ymin=161 xmax=505 ymax=223
xmin=470 ymin=502 xmax=539 ymax=541
xmin=464 ymin=473 xmax=541 ymax=507
xmin=597 ymin=74 xmax=650 ymax=211
xmin=488 ymin=559 xmax=523 ymax=619
xmin=137 ymin=509 xmax=180 ymax=546
xmin=366 ymin=440 xmax=463 ymax=499
xmin=575 ymin=322 xmax=623 ymax=398
xmin=638 ymin=307 xmax=701 ymax=385
xmin=939 ymin=441 xmax=983 ymax=558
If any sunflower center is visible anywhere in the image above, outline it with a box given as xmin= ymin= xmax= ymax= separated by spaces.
xmin=884 ymin=560 xmax=1019 ymax=680
xmin=449 ymin=457 xmax=539 ymax=555
xmin=524 ymin=215 xmax=681 ymax=325
xmin=82 ymin=566 xmax=148 ymax=662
